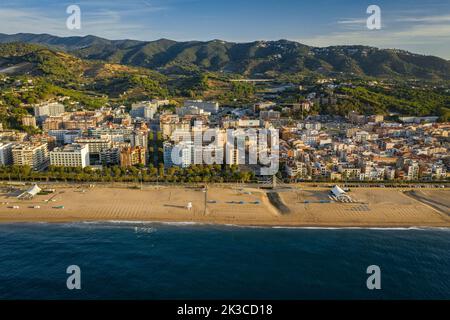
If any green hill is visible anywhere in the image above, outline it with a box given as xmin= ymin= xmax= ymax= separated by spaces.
xmin=0 ymin=33 xmax=449 ymax=80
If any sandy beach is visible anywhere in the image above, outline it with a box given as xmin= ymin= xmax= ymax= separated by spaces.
xmin=0 ymin=184 xmax=449 ymax=227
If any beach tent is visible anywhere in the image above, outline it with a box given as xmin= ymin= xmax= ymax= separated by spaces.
xmin=330 ymin=185 xmax=351 ymax=201
xmin=17 ymin=184 xmax=41 ymax=200
xmin=331 ymin=185 xmax=346 ymax=197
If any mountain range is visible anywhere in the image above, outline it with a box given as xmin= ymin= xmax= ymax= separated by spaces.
xmin=0 ymin=33 xmax=449 ymax=80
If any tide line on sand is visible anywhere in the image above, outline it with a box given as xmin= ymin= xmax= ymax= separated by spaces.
xmin=72 ymin=221 xmax=450 ymax=231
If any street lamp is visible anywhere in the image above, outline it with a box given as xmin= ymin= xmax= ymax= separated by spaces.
xmin=203 ymin=184 xmax=207 ymax=215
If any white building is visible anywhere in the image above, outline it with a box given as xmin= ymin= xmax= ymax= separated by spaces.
xmin=406 ymin=160 xmax=420 ymax=181
xmin=183 ymin=100 xmax=219 ymax=114
xmin=48 ymin=129 xmax=82 ymax=145
xmin=130 ymin=102 xmax=156 ymax=120
xmin=50 ymin=144 xmax=89 ymax=168
xmin=130 ymin=100 xmax=169 ymax=120
xmin=431 ymin=163 xmax=446 ymax=180
xmin=74 ymin=137 xmax=111 ymax=155
xmin=34 ymin=102 xmax=65 ymax=120
xmin=301 ymin=133 xmax=319 ymax=147
xmin=0 ymin=142 xmax=14 ymax=165
xmin=298 ymin=122 xmax=322 ymax=130
xmin=163 ymin=141 xmax=193 ymax=168
xmin=88 ymin=127 xmax=134 ymax=140
xmin=12 ymin=143 xmax=49 ymax=170
xmin=177 ymin=105 xmax=210 ymax=117
xmin=238 ymin=119 xmax=261 ymax=128
xmin=131 ymin=131 xmax=148 ymax=148
xmin=285 ymin=161 xmax=308 ymax=178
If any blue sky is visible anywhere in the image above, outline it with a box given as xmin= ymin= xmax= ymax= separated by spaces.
xmin=0 ymin=0 xmax=449 ymax=59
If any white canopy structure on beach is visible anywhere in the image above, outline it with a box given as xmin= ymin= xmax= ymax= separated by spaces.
xmin=331 ymin=185 xmax=346 ymax=196
xmin=17 ymin=184 xmax=41 ymax=200
xmin=330 ymin=185 xmax=352 ymax=201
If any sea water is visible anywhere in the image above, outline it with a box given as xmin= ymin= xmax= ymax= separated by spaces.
xmin=0 ymin=222 xmax=448 ymax=299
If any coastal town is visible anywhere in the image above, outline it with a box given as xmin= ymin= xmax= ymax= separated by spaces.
xmin=1 ymin=0 xmax=450 ymax=303
xmin=0 ymin=63 xmax=449 ymax=227
xmin=0 ymin=77 xmax=448 ymax=184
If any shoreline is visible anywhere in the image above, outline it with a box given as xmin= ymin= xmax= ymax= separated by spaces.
xmin=2 ymin=219 xmax=450 ymax=230
xmin=0 ymin=185 xmax=449 ymax=228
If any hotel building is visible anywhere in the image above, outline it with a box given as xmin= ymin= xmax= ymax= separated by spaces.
xmin=12 ymin=142 xmax=49 ymax=170
xmin=49 ymin=144 xmax=90 ymax=168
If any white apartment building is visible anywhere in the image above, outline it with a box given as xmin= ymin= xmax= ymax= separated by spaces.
xmin=131 ymin=131 xmax=148 ymax=148
xmin=130 ymin=102 xmax=156 ymax=120
xmin=163 ymin=141 xmax=193 ymax=168
xmin=88 ymin=127 xmax=134 ymax=139
xmin=301 ymin=133 xmax=319 ymax=147
xmin=34 ymin=102 xmax=65 ymax=120
xmin=0 ymin=142 xmax=14 ymax=165
xmin=130 ymin=100 xmax=169 ymax=120
xmin=48 ymin=129 xmax=82 ymax=145
xmin=238 ymin=119 xmax=261 ymax=128
xmin=431 ymin=163 xmax=446 ymax=180
xmin=74 ymin=137 xmax=112 ymax=155
xmin=12 ymin=143 xmax=49 ymax=170
xmin=177 ymin=105 xmax=210 ymax=117
xmin=50 ymin=144 xmax=89 ymax=168
xmin=406 ymin=160 xmax=420 ymax=181
xmin=285 ymin=161 xmax=308 ymax=178
xmin=297 ymin=122 xmax=322 ymax=131
xmin=183 ymin=100 xmax=219 ymax=114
